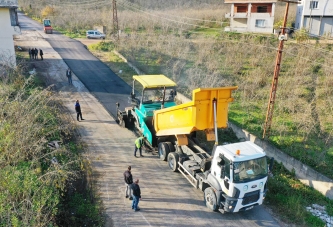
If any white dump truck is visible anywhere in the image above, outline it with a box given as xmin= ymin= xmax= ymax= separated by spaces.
xmin=117 ymin=75 xmax=269 ymax=213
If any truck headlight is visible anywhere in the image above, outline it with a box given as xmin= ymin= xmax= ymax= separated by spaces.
xmin=259 ymin=182 xmax=263 ymax=188
xmin=243 ymin=185 xmax=248 ymax=191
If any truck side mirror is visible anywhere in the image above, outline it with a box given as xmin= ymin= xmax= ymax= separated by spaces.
xmin=269 ymin=157 xmax=274 ymax=172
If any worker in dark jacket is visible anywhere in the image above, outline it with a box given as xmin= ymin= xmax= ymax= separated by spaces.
xmin=134 ymin=136 xmax=145 ymax=157
xmin=131 ymin=179 xmax=141 ymax=211
xmin=66 ymin=68 xmax=72 ymax=85
xmin=39 ymin=49 xmax=43 ymax=60
xmin=34 ymin=48 xmax=38 ymax=59
xmin=75 ymin=100 xmax=84 ymax=121
xmin=124 ymin=166 xmax=133 ymax=200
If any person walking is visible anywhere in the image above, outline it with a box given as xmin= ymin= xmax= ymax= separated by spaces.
xmin=39 ymin=49 xmax=43 ymax=60
xmin=28 ymin=48 xmax=32 ymax=60
xmin=131 ymin=179 xmax=141 ymax=211
xmin=66 ymin=68 xmax=72 ymax=85
xmin=75 ymin=100 xmax=84 ymax=121
xmin=134 ymin=136 xmax=145 ymax=157
xmin=34 ymin=48 xmax=38 ymax=59
xmin=124 ymin=166 xmax=133 ymax=200
xmin=31 ymin=48 xmax=35 ymax=59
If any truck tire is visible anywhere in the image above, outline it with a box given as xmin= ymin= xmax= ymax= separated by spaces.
xmin=165 ymin=141 xmax=175 ymax=152
xmin=167 ymin=152 xmax=179 ymax=172
xmin=158 ymin=142 xmax=170 ymax=161
xmin=204 ymin=187 xmax=218 ymax=211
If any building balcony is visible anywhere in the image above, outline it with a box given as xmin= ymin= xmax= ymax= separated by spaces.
xmin=225 ymin=12 xmax=248 ymax=18
xmin=250 ymin=13 xmax=273 ymax=18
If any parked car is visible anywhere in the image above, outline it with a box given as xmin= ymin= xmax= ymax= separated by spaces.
xmin=86 ymin=30 xmax=106 ymax=39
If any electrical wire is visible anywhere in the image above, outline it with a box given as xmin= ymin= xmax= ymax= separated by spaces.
xmin=119 ymin=0 xmax=228 ymax=24
xmin=43 ymin=0 xmax=333 ymax=69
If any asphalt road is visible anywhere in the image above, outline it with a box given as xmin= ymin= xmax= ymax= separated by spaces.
xmin=17 ymin=12 xmax=283 ymax=227
xmin=18 ymin=13 xmax=131 ymax=119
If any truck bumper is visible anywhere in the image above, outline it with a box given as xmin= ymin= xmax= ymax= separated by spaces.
xmin=220 ymin=190 xmax=265 ymax=213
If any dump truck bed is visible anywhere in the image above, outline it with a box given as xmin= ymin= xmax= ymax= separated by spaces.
xmin=153 ymin=87 xmax=237 ymax=137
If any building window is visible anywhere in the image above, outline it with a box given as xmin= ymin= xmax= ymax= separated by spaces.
xmin=237 ymin=6 xmax=247 ymax=13
xmin=255 ymin=19 xmax=266 ymax=28
xmin=257 ymin=6 xmax=268 ymax=13
xmin=309 ymin=1 xmax=318 ymax=9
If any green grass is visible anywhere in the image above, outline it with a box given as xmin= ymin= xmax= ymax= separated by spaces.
xmin=54 ymin=27 xmax=86 ymax=38
xmin=0 ymin=55 xmax=104 ymax=226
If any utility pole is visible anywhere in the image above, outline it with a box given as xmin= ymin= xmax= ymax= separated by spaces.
xmin=112 ymin=0 xmax=119 ymax=41
xmin=262 ymin=0 xmax=300 ymax=139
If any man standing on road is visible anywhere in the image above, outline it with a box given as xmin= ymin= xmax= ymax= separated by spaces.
xmin=34 ymin=48 xmax=38 ymax=60
xmin=124 ymin=166 xmax=133 ymax=200
xmin=134 ymin=136 xmax=145 ymax=157
xmin=39 ymin=49 xmax=44 ymax=60
xmin=131 ymin=179 xmax=141 ymax=211
xmin=75 ymin=100 xmax=84 ymax=122
xmin=66 ymin=68 xmax=72 ymax=85
xmin=28 ymin=48 xmax=32 ymax=60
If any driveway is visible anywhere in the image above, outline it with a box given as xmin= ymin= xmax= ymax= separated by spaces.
xmin=16 ymin=12 xmax=283 ymax=227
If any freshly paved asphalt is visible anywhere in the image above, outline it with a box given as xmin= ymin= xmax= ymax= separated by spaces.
xmin=17 ymin=12 xmax=283 ymax=227
xmin=18 ymin=12 xmax=131 ymax=119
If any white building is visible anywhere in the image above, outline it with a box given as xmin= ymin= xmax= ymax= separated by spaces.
xmin=295 ymin=0 xmax=333 ymax=37
xmin=224 ymin=0 xmax=277 ymax=34
xmin=0 ymin=0 xmax=20 ymax=67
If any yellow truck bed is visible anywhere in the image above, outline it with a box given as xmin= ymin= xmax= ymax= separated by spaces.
xmin=153 ymin=87 xmax=237 ymax=143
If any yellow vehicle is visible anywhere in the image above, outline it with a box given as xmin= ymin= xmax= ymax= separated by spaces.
xmin=117 ymin=75 xmax=270 ymax=213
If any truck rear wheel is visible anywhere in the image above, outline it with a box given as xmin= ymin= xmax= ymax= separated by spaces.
xmin=167 ymin=152 xmax=179 ymax=172
xmin=158 ymin=142 xmax=170 ymax=161
xmin=165 ymin=141 xmax=175 ymax=153
xmin=204 ymin=187 xmax=218 ymax=211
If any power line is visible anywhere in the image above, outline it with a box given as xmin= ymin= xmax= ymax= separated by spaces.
xmin=120 ymin=0 xmax=228 ymax=24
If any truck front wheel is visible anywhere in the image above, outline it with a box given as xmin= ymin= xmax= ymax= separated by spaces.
xmin=158 ymin=142 xmax=170 ymax=161
xmin=204 ymin=187 xmax=218 ymax=211
xmin=167 ymin=152 xmax=179 ymax=172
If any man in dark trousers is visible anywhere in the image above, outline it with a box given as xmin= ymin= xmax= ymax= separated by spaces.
xmin=39 ymin=49 xmax=43 ymax=60
xmin=134 ymin=136 xmax=145 ymax=157
xmin=75 ymin=100 xmax=84 ymax=121
xmin=31 ymin=48 xmax=35 ymax=59
xmin=28 ymin=48 xmax=32 ymax=60
xmin=123 ymin=166 xmax=133 ymax=200
xmin=131 ymin=179 xmax=141 ymax=211
xmin=34 ymin=48 xmax=38 ymax=59
xmin=66 ymin=68 xmax=72 ymax=85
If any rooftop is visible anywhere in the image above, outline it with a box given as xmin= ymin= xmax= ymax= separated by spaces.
xmin=133 ymin=75 xmax=177 ymax=89
xmin=0 ymin=0 xmax=18 ymax=7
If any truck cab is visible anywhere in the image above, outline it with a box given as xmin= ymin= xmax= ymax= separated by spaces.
xmin=211 ymin=142 xmax=268 ymax=212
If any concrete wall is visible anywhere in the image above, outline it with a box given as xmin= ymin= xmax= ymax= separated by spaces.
xmin=0 ymin=8 xmax=16 ymax=66
xmin=227 ymin=122 xmax=333 ymax=199
xmin=114 ymin=51 xmax=333 ymax=199
xmin=301 ymin=0 xmax=333 ymax=16
xmin=296 ymin=0 xmax=333 ymax=37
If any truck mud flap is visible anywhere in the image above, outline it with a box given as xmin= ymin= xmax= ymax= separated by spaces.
xmin=178 ymin=162 xmax=199 ymax=188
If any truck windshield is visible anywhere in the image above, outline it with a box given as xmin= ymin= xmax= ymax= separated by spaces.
xmin=233 ymin=157 xmax=268 ymax=183
xmin=142 ymin=88 xmax=176 ymax=103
